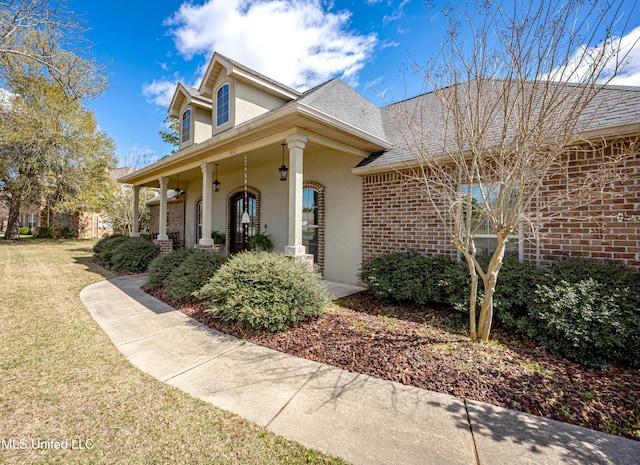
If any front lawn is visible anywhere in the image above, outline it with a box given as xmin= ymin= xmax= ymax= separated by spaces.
xmin=0 ymin=240 xmax=347 ymax=465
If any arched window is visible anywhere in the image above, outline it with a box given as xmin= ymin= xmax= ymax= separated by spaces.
xmin=181 ymin=109 xmax=191 ymax=143
xmin=216 ymin=84 xmax=229 ymax=126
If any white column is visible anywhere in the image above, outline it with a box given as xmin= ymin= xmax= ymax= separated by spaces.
xmin=200 ymin=163 xmax=214 ymax=246
xmin=285 ymin=133 xmax=307 ymax=256
xmin=131 ymin=186 xmax=140 ymax=237
xmin=158 ymin=177 xmax=169 ymax=240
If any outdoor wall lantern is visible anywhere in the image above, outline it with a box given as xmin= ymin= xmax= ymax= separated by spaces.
xmin=213 ymin=163 xmax=221 ymax=192
xmin=174 ymin=174 xmax=185 ymax=198
xmin=279 ymin=143 xmax=288 ymax=181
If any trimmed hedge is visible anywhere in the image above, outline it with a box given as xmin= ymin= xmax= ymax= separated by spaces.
xmin=528 ymin=258 xmax=640 ymax=368
xmin=92 ymin=234 xmax=129 ymax=266
xmin=144 ymin=248 xmax=195 ymax=289
xmin=195 ymin=252 xmax=329 ymax=332
xmin=18 ymin=227 xmax=31 ymax=235
xmin=165 ymin=251 xmax=228 ymax=302
xmin=359 ymin=250 xmax=457 ymax=304
xmin=359 ymin=251 xmax=640 ymax=368
xmin=111 ymin=237 xmax=159 ymax=272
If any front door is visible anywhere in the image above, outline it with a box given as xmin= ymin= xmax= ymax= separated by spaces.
xmin=230 ymin=191 xmax=256 ymax=253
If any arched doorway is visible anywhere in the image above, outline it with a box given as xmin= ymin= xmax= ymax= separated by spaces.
xmin=229 ymin=191 xmax=257 ymax=253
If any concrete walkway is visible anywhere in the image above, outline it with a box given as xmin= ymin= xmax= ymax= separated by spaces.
xmin=80 ymin=275 xmax=640 ymax=465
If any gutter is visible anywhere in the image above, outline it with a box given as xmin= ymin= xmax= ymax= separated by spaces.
xmin=351 ymin=124 xmax=640 ymax=176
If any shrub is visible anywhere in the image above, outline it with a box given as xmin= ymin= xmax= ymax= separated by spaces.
xmin=165 ymin=251 xmax=228 ymax=302
xmin=111 ymin=237 xmax=159 ymax=272
xmin=33 ymin=226 xmax=59 ymax=238
xmin=93 ymin=234 xmax=128 ymax=266
xmin=195 ymin=252 xmax=329 ymax=332
xmin=529 ymin=258 xmax=640 ymax=368
xmin=144 ymin=248 xmax=195 ymax=289
xmin=18 ymin=227 xmax=31 ymax=235
xmin=359 ymin=250 xmax=454 ymax=304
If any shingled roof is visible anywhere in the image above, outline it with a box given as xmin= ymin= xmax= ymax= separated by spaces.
xmin=356 ymin=80 xmax=640 ymax=170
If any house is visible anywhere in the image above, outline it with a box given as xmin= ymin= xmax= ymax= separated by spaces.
xmin=7 ymin=167 xmax=135 ymax=239
xmin=119 ymin=53 xmax=640 ymax=284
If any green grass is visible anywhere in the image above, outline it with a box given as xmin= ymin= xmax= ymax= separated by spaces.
xmin=0 ymin=240 xmax=348 ymax=465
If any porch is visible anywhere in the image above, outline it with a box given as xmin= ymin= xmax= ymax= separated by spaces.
xmin=125 ymin=130 xmax=367 ymax=285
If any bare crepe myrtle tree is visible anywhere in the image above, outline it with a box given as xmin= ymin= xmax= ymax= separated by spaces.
xmin=391 ymin=0 xmax=640 ymax=342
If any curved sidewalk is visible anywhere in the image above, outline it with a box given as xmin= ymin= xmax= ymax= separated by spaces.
xmin=80 ymin=275 xmax=640 ymax=465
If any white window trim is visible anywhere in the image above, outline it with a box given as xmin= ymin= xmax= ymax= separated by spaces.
xmin=215 ymin=83 xmax=231 ymax=128
xmin=459 ymin=184 xmax=523 ymax=260
xmin=181 ymin=108 xmax=192 ymax=144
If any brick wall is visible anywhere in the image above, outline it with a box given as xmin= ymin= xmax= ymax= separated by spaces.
xmin=149 ymin=201 xmax=185 ymax=245
xmin=362 ymin=140 xmax=640 ymax=269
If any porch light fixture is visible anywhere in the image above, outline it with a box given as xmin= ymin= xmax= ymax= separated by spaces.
xmin=278 ymin=143 xmax=288 ymax=181
xmin=174 ymin=174 xmax=185 ymax=198
xmin=213 ymin=163 xmax=221 ymax=192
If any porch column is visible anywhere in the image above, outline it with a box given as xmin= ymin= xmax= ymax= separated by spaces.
xmin=200 ymin=163 xmax=214 ymax=246
xmin=158 ymin=177 xmax=169 ymax=241
xmin=131 ymin=186 xmax=140 ymax=237
xmin=285 ymin=133 xmax=307 ymax=256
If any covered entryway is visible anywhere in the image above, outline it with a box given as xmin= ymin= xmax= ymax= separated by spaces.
xmin=229 ymin=191 xmax=257 ymax=253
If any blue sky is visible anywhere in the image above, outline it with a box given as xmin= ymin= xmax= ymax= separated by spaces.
xmin=69 ymin=0 xmax=640 ymax=168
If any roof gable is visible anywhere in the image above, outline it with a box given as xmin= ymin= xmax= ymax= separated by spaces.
xmin=168 ymin=83 xmax=212 ymax=118
xmin=198 ymin=52 xmax=302 ymax=101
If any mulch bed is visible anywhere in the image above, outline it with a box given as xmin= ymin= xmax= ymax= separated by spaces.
xmin=147 ymin=287 xmax=640 ymax=441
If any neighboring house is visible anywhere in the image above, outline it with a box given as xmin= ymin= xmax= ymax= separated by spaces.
xmin=10 ymin=167 xmax=135 ymax=238
xmin=119 ymin=53 xmax=640 ymax=284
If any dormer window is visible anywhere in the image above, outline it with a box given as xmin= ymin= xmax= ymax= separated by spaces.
xmin=216 ymin=84 xmax=229 ymax=126
xmin=181 ymin=108 xmax=191 ymax=143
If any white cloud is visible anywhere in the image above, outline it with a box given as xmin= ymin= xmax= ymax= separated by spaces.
xmin=383 ymin=0 xmax=410 ymax=24
xmin=547 ymin=25 xmax=640 ymax=86
xmin=162 ymin=0 xmax=377 ymax=92
xmin=608 ymin=25 xmax=640 ymax=86
xmin=141 ymin=79 xmax=177 ymax=107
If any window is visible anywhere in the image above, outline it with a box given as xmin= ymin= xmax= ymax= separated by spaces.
xmin=181 ymin=109 xmax=191 ymax=143
xmin=302 ymin=189 xmax=319 ymax=263
xmin=27 ymin=213 xmax=38 ymax=229
xmin=460 ymin=185 xmax=520 ymax=258
xmin=216 ymin=84 xmax=229 ymax=126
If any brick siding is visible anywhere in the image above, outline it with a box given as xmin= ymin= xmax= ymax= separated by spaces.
xmin=362 ymin=140 xmax=640 ymax=269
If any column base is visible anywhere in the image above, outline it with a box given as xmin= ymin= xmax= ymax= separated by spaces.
xmin=130 ymin=232 xmax=140 ymax=238
xmin=195 ymin=244 xmax=222 ymax=253
xmin=153 ymin=239 xmax=173 ymax=254
xmin=284 ymin=245 xmax=306 ymax=256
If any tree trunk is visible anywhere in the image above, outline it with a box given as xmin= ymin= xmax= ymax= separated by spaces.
xmin=476 ymin=237 xmax=507 ymax=342
xmin=4 ymin=196 xmax=21 ymax=240
xmin=461 ymin=252 xmax=479 ymax=341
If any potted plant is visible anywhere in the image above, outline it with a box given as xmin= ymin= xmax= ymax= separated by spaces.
xmin=211 ymin=230 xmax=226 ymax=244
xmin=249 ymin=232 xmax=273 ymax=252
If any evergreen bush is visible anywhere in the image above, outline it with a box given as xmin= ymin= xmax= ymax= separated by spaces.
xmin=111 ymin=237 xmax=159 ymax=272
xmin=529 ymin=258 xmax=640 ymax=368
xmin=359 ymin=250 xmax=454 ymax=304
xmin=92 ymin=234 xmax=128 ymax=266
xmin=144 ymin=248 xmax=195 ymax=289
xmin=195 ymin=252 xmax=328 ymax=332
xmin=165 ymin=251 xmax=228 ymax=302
